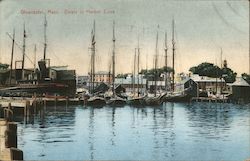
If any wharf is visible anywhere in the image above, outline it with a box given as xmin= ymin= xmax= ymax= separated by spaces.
xmin=0 ymin=97 xmax=84 ymax=118
xmin=0 ymin=97 xmax=83 ymax=107
xmin=0 ymin=119 xmax=23 ymax=160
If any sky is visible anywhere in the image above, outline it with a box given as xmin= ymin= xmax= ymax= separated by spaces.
xmin=0 ymin=0 xmax=249 ymax=76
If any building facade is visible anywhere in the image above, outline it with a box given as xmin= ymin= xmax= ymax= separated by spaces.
xmin=77 ymin=75 xmax=89 ymax=87
xmin=191 ymin=74 xmax=226 ymax=94
xmin=92 ymin=71 xmax=113 ymax=84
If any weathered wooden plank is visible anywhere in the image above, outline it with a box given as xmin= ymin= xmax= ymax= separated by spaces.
xmin=0 ymin=120 xmax=23 ymax=160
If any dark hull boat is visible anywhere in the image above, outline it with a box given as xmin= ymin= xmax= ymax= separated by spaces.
xmin=127 ymin=96 xmax=145 ymax=106
xmin=106 ymin=97 xmax=126 ymax=106
xmin=87 ymin=96 xmax=106 ymax=107
xmin=144 ymin=96 xmax=162 ymax=106
xmin=165 ymin=94 xmax=192 ymax=102
xmin=0 ymin=82 xmax=71 ymax=97
xmin=144 ymin=92 xmax=167 ymax=106
xmin=1 ymin=17 xmax=76 ymax=98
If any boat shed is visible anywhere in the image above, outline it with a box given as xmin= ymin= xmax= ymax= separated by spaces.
xmin=176 ymin=78 xmax=198 ymax=97
xmin=190 ymin=74 xmax=226 ymax=93
xmin=230 ymin=77 xmax=250 ymax=102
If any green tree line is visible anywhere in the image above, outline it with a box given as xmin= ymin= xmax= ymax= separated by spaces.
xmin=189 ymin=62 xmax=237 ymax=83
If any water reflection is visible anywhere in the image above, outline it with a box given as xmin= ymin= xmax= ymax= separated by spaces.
xmin=88 ymin=107 xmax=95 ymax=160
xmin=110 ymin=107 xmax=116 ymax=146
xmin=15 ymin=103 xmax=250 ymax=160
xmin=185 ymin=103 xmax=233 ymax=140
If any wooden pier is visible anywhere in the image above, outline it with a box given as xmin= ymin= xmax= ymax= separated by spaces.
xmin=0 ymin=97 xmax=84 ymax=118
xmin=0 ymin=119 xmax=23 ymax=160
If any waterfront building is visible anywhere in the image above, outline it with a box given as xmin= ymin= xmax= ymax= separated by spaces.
xmin=0 ymin=64 xmax=9 ymax=86
xmin=147 ymin=81 xmax=165 ymax=92
xmin=115 ymin=74 xmax=147 ymax=93
xmin=229 ymin=77 xmax=250 ymax=102
xmin=77 ymin=75 xmax=89 ymax=88
xmin=190 ymin=74 xmax=226 ymax=94
xmin=93 ymin=71 xmax=113 ymax=84
xmin=175 ymin=78 xmax=198 ymax=96
xmin=87 ymin=71 xmax=112 ymax=91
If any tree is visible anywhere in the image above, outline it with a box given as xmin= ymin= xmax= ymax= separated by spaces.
xmin=116 ymin=73 xmax=128 ymax=78
xmin=0 ymin=63 xmax=9 ymax=70
xmin=221 ymin=67 xmax=237 ymax=83
xmin=189 ymin=62 xmax=221 ymax=77
xmin=140 ymin=66 xmax=174 ymax=80
xmin=242 ymin=73 xmax=250 ymax=84
xmin=189 ymin=62 xmax=237 ymax=83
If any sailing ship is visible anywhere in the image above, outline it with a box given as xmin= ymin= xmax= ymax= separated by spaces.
xmin=86 ymin=21 xmax=106 ymax=107
xmin=106 ymin=21 xmax=126 ymax=106
xmin=164 ymin=19 xmax=194 ymax=102
xmin=0 ymin=16 xmax=76 ymax=97
xmin=127 ymin=37 xmax=145 ymax=106
xmin=144 ymin=26 xmax=167 ymax=105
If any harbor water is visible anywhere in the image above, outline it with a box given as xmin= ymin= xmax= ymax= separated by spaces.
xmin=15 ymin=103 xmax=250 ymax=160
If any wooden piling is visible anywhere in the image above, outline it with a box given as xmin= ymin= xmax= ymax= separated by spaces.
xmin=26 ymin=100 xmax=30 ymax=118
xmin=54 ymin=97 xmax=57 ymax=107
xmin=10 ymin=147 xmax=23 ymax=160
xmin=66 ymin=97 xmax=69 ymax=107
xmin=33 ymin=99 xmax=37 ymax=116
xmin=4 ymin=103 xmax=13 ymax=122
xmin=44 ymin=99 xmax=47 ymax=111
xmin=0 ymin=119 xmax=23 ymax=160
xmin=5 ymin=122 xmax=17 ymax=148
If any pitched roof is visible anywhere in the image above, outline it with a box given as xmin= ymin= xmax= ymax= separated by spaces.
xmin=95 ymin=71 xmax=110 ymax=75
xmin=191 ymin=74 xmax=225 ymax=83
xmin=231 ymin=77 xmax=250 ymax=87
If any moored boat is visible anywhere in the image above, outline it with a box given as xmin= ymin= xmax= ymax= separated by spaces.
xmin=165 ymin=93 xmax=192 ymax=102
xmin=106 ymin=96 xmax=126 ymax=106
xmin=87 ymin=96 xmax=106 ymax=107
xmin=127 ymin=96 xmax=145 ymax=106
xmin=144 ymin=92 xmax=167 ymax=106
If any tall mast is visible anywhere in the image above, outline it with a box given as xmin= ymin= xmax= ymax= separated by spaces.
xmin=215 ymin=59 xmax=218 ymax=94
xmin=172 ymin=19 xmax=175 ymax=92
xmin=43 ymin=15 xmax=47 ymax=60
xmin=133 ymin=48 xmax=136 ymax=96
xmin=9 ymin=29 xmax=15 ymax=85
xmin=146 ymin=53 xmax=148 ymax=92
xmin=108 ymin=60 xmax=111 ymax=85
xmin=34 ymin=44 xmax=37 ymax=72
xmin=112 ymin=21 xmax=116 ymax=96
xmin=165 ymin=32 xmax=168 ymax=67
xmin=220 ymin=48 xmax=223 ymax=94
xmin=164 ymin=31 xmax=168 ymax=91
xmin=90 ymin=21 xmax=96 ymax=94
xmin=22 ymin=23 xmax=26 ymax=80
xmin=137 ymin=36 xmax=140 ymax=97
xmin=220 ymin=47 xmax=223 ymax=68
xmin=154 ymin=26 xmax=159 ymax=97
xmin=93 ymin=21 xmax=96 ymax=93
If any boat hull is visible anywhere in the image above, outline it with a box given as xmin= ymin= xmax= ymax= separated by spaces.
xmin=144 ymin=97 xmax=162 ymax=106
xmin=127 ymin=97 xmax=145 ymax=106
xmin=165 ymin=94 xmax=192 ymax=102
xmin=0 ymin=83 xmax=69 ymax=97
xmin=87 ymin=97 xmax=106 ymax=107
xmin=144 ymin=93 xmax=167 ymax=106
xmin=107 ymin=98 xmax=126 ymax=106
